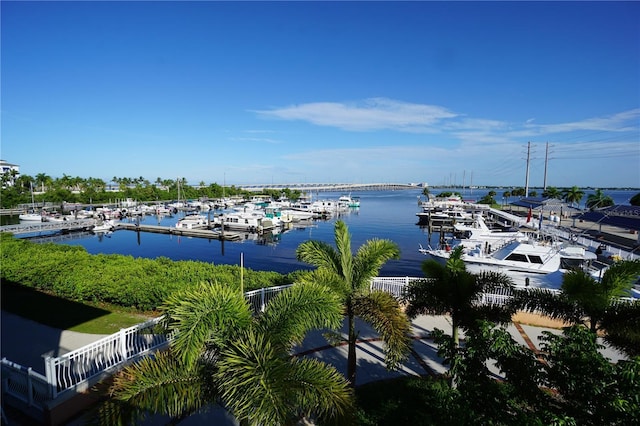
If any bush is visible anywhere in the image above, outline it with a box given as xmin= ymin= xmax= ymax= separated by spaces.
xmin=0 ymin=233 xmax=294 ymax=311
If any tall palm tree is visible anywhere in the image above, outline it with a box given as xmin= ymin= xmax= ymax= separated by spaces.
xmin=403 ymin=246 xmax=515 ymax=348
xmin=562 ymin=186 xmax=585 ymax=208
xmin=99 ymin=282 xmax=353 ymax=425
xmin=296 ymin=220 xmax=412 ymax=387
xmin=585 ymin=189 xmax=615 ymax=210
xmin=511 ymin=259 xmax=640 ymax=357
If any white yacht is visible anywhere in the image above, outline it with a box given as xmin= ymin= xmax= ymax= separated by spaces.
xmin=420 ymin=236 xmax=601 ymax=290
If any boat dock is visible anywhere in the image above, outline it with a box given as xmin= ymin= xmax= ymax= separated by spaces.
xmin=0 ymin=219 xmax=97 ymax=235
xmin=116 ymin=222 xmax=244 ymax=241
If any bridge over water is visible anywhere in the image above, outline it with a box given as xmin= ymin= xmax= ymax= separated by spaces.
xmin=239 ymin=182 xmax=424 ymax=192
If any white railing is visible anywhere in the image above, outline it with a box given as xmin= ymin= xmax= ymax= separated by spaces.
xmin=45 ymin=316 xmax=169 ymax=399
xmin=370 ymin=276 xmax=423 ymax=298
xmin=245 ymin=284 xmax=294 ymax=313
xmin=1 ymin=358 xmax=50 ymax=413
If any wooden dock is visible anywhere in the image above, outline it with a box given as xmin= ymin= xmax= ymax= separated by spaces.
xmin=116 ymin=223 xmax=243 ymax=241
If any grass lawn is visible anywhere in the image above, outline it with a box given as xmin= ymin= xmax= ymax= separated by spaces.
xmin=1 ymin=283 xmax=154 ymax=334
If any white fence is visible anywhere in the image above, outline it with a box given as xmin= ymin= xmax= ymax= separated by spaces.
xmin=0 ymin=277 xmax=582 ymax=416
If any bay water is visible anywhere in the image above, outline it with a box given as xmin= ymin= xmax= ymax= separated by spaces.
xmin=52 ymin=188 xmax=637 ymax=277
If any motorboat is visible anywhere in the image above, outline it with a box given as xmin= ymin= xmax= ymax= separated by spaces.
xmin=450 ymin=216 xmax=526 ymax=247
xmin=216 ymin=211 xmax=278 ymax=232
xmin=420 ymin=235 xmax=601 ymax=290
xmin=338 ymin=194 xmax=360 ymax=208
xmin=175 ymin=214 xmax=209 ymax=229
xmin=93 ymin=219 xmax=116 ymax=232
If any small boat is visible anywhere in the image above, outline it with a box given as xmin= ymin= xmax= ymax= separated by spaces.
xmin=93 ymin=219 xmax=116 ymax=232
xmin=175 ymin=214 xmax=209 ymax=229
xmin=338 ymin=194 xmax=360 ymax=208
xmin=19 ymin=211 xmax=44 ymax=222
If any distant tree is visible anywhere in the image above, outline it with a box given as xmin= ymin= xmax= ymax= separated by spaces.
xmin=529 ymin=190 xmax=538 ymax=197
xmin=422 ymin=187 xmax=430 ymax=197
xmin=512 ymin=187 xmax=526 ymax=197
xmin=542 ymin=186 xmax=562 ymax=199
xmin=562 ymin=186 xmax=585 ymax=208
xmin=585 ymin=189 xmax=615 ymax=210
xmin=631 ymin=192 xmax=640 ymax=206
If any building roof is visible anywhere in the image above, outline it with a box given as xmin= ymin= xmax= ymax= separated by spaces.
xmin=578 ymin=205 xmax=640 ymax=230
xmin=509 ymin=196 xmax=570 ymax=210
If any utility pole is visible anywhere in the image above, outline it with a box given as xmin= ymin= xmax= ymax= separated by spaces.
xmin=525 ymin=142 xmax=531 ymax=197
xmin=543 ymin=142 xmax=549 ymax=191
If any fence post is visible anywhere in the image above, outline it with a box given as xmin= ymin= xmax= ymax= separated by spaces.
xmin=119 ymin=328 xmax=128 ymax=363
xmin=44 ymin=356 xmax=57 ymax=399
xmin=27 ymin=367 xmax=34 ymax=406
xmin=260 ymin=287 xmax=266 ymax=313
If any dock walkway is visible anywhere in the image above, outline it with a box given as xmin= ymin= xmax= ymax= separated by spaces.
xmin=116 ymin=222 xmax=243 ymax=241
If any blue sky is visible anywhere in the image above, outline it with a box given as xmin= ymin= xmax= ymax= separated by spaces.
xmin=2 ymin=1 xmax=639 ymax=188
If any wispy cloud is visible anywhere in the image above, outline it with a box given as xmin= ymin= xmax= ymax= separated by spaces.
xmin=253 ymin=98 xmax=639 ymax=155
xmin=252 ymin=97 xmax=458 ymax=132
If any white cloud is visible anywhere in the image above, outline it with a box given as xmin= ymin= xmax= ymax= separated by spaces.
xmin=252 ymin=97 xmax=458 ymax=132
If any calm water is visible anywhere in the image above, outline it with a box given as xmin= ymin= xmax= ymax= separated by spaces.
xmin=15 ymin=188 xmax=639 ymax=277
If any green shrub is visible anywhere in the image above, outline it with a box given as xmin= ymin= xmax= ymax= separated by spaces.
xmin=0 ymin=233 xmax=294 ymax=311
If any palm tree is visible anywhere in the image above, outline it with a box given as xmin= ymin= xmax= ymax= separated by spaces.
xmin=100 ymin=282 xmax=353 ymax=425
xmin=511 ymin=259 xmax=640 ymax=357
xmin=542 ymin=186 xmax=561 ymax=199
xmin=403 ymin=246 xmax=515 ymax=348
xmin=585 ymin=189 xmax=615 ymax=210
xmin=296 ymin=220 xmax=412 ymax=387
xmin=562 ymin=186 xmax=585 ymax=208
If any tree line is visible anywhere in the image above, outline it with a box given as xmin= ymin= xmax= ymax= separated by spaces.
xmin=0 ymin=172 xmax=303 ymax=209
xmin=424 ymin=186 xmax=638 ymax=208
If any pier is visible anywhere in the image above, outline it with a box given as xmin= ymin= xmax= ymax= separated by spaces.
xmin=0 ymin=219 xmax=96 ymax=236
xmin=116 ymin=222 xmax=244 ymax=241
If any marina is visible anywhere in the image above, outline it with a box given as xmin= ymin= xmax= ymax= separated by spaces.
xmin=2 ymin=189 xmax=638 ymax=281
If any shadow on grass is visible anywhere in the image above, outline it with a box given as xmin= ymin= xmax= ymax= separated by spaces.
xmin=1 ymin=282 xmax=111 ymax=330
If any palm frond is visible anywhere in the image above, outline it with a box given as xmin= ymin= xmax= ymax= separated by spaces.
xmin=103 ymin=350 xmax=212 ymax=424
xmin=295 ymin=268 xmax=351 ymax=299
xmin=352 ymin=239 xmax=400 ymax=292
xmin=162 ymin=283 xmax=253 ymax=366
xmin=296 ymin=239 xmax=342 ymax=272
xmin=334 ymin=220 xmax=354 ymax=280
xmin=510 ymin=288 xmax=583 ymax=324
xmin=216 ymin=328 xmax=353 ymax=425
xmin=600 ymin=300 xmax=640 ymax=357
xmin=284 ymin=357 xmax=354 ymax=423
xmin=352 ymin=291 xmax=412 ymax=370
xmin=257 ymin=281 xmax=344 ymax=349
xmin=215 ymin=329 xmax=291 ymax=425
xmin=403 ymin=277 xmax=453 ymax=318
xmin=601 ymin=259 xmax=640 ymax=298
